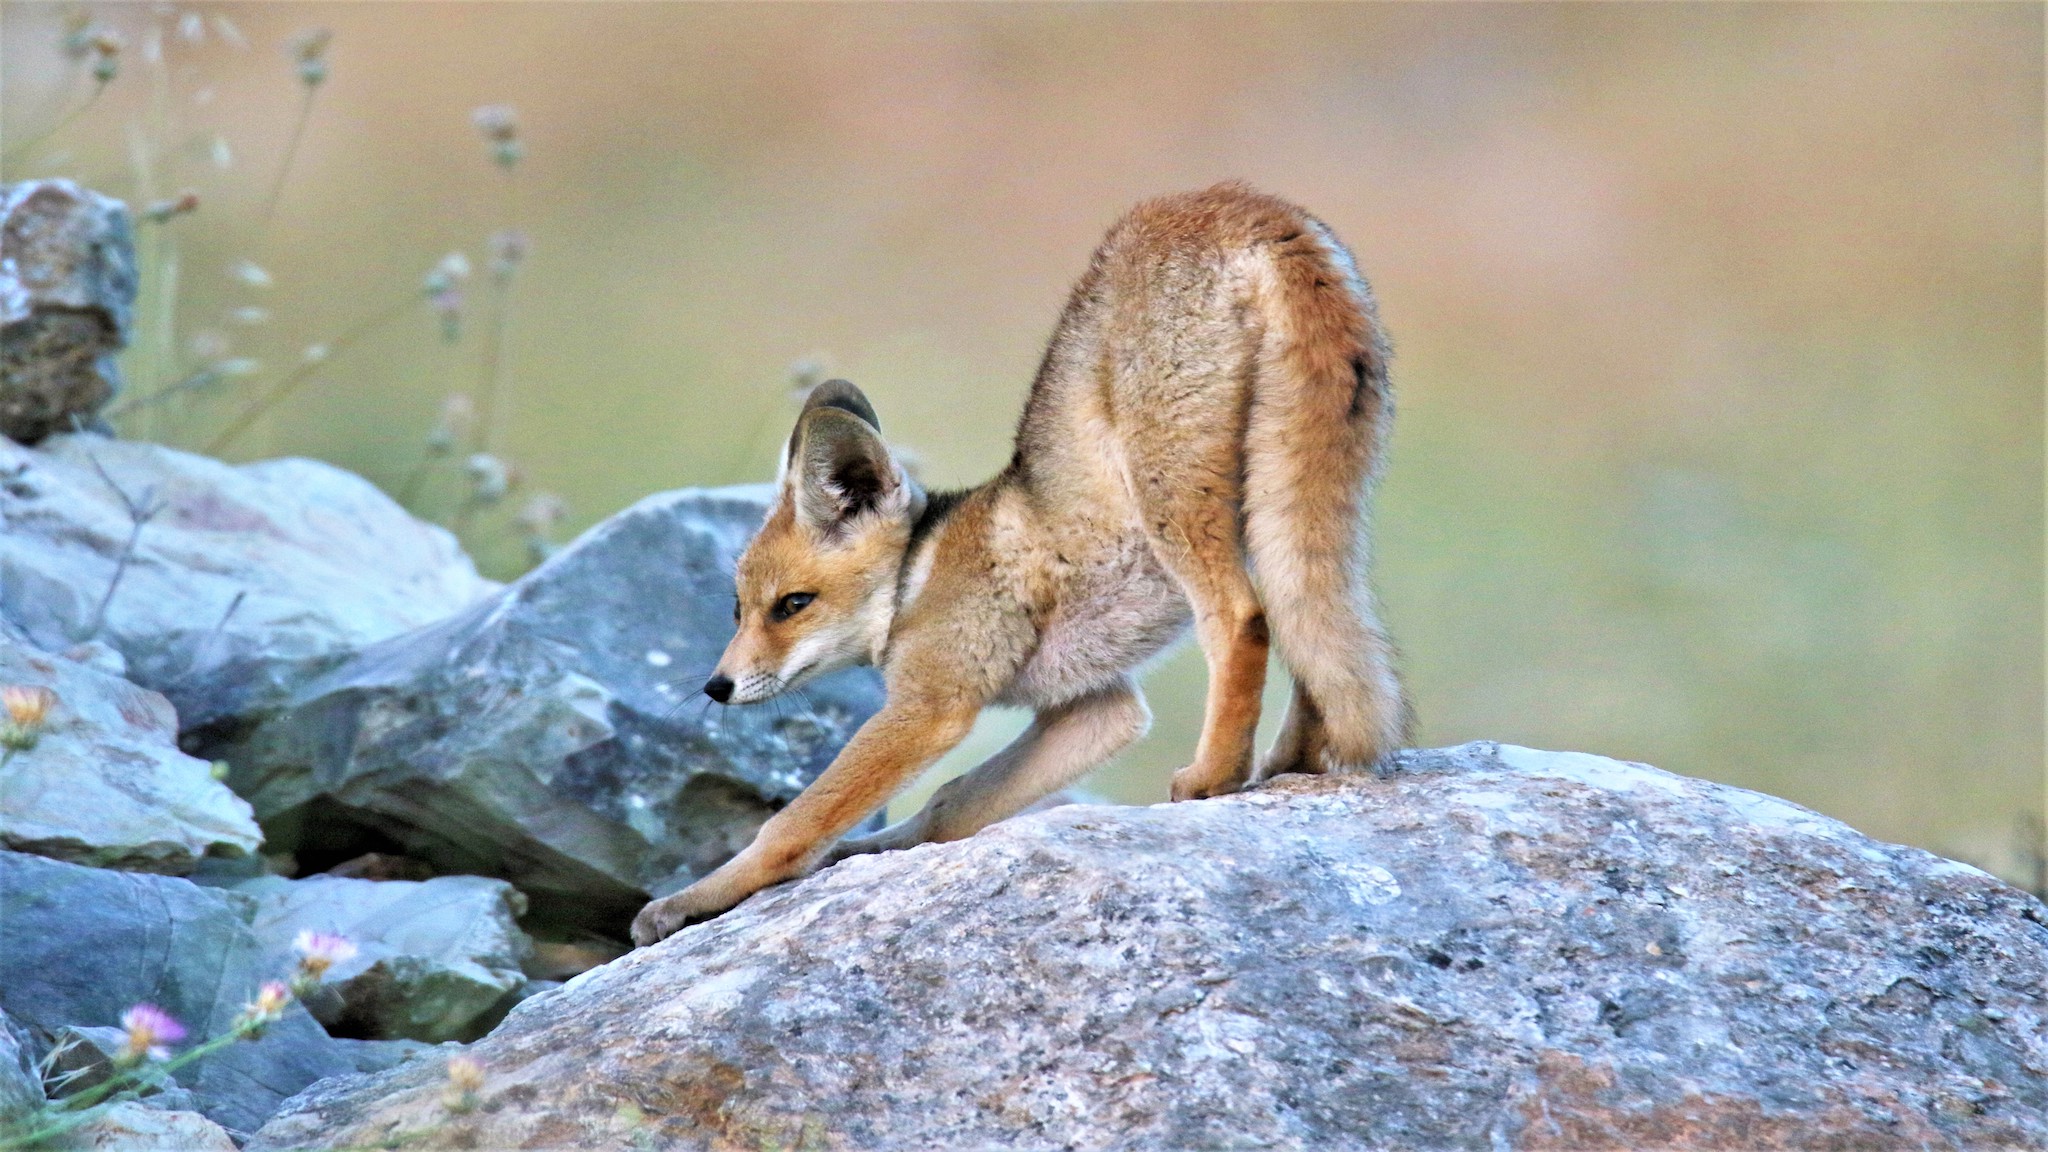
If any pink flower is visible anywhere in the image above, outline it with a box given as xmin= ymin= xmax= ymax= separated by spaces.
xmin=292 ymin=930 xmax=358 ymax=981
xmin=119 ymin=1004 xmax=185 ymax=1063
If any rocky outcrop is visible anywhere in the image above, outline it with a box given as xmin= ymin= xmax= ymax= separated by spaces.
xmin=0 ymin=635 xmax=261 ymax=872
xmin=0 ymin=851 xmax=356 ymax=1136
xmin=216 ymin=486 xmax=884 ymax=932
xmin=0 ymin=434 xmax=496 ymax=731
xmin=252 ymin=744 xmax=2048 ymax=1152
xmin=236 ymin=874 xmax=532 ymax=1043
xmin=0 ymin=180 xmax=136 ymax=444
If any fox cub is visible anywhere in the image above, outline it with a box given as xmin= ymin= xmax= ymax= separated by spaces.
xmin=632 ymin=182 xmax=1408 ymax=945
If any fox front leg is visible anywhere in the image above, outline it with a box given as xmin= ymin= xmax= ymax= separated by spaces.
xmin=631 ymin=697 xmax=980 ymax=946
xmin=630 ymin=843 xmax=791 ymax=945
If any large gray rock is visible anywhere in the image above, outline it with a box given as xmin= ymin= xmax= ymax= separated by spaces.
xmin=0 ymin=851 xmax=356 ymax=1137
xmin=0 ymin=180 xmax=136 ymax=444
xmin=0 ymin=635 xmax=262 ymax=872
xmin=252 ymin=744 xmax=2048 ymax=1152
xmin=219 ymin=486 xmax=885 ymax=932
xmin=236 ymin=874 xmax=532 ymax=1043
xmin=0 ymin=434 xmax=496 ymax=731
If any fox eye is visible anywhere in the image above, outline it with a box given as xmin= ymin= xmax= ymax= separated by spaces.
xmin=733 ymin=598 xmax=742 ymax=624
xmin=771 ymin=592 xmax=815 ymax=622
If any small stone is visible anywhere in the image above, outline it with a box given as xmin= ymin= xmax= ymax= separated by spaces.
xmin=63 ymin=1101 xmax=238 ymax=1152
xmin=0 ymin=180 xmax=137 ymax=444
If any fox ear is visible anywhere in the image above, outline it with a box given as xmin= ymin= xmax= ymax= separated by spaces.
xmin=794 ymin=379 xmax=880 ymax=435
xmin=787 ymin=391 xmax=913 ymax=533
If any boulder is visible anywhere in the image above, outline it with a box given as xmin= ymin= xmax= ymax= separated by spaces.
xmin=0 ymin=851 xmax=356 ymax=1136
xmin=0 ymin=180 xmax=136 ymax=444
xmin=218 ymin=486 xmax=885 ymax=932
xmin=252 ymin=744 xmax=2048 ymax=1152
xmin=0 ymin=635 xmax=262 ymax=872
xmin=236 ymin=874 xmax=532 ymax=1043
xmin=0 ymin=434 xmax=496 ymax=731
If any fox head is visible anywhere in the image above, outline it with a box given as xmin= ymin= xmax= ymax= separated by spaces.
xmin=705 ymin=380 xmax=923 ymax=705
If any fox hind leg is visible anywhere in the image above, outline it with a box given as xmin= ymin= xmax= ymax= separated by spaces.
xmin=1253 ymin=679 xmax=1330 ymax=781
xmin=1114 ymin=383 xmax=1272 ymax=802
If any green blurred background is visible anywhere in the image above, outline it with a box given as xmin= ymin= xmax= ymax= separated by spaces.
xmin=4 ymin=3 xmax=2041 ymax=887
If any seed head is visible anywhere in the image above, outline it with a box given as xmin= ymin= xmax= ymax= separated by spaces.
xmin=118 ymin=1004 xmax=186 ymax=1065
xmin=441 ymin=1055 xmax=486 ymax=1113
xmin=427 ymin=393 xmax=475 ymax=454
xmin=423 ymin=253 xmax=472 ymax=341
xmin=88 ymin=31 xmax=121 ymax=83
xmin=787 ymin=355 xmax=829 ymax=401
xmin=472 ymin=104 xmax=524 ymax=169
xmin=515 ymin=491 xmax=568 ymax=536
xmin=464 ymin=454 xmax=511 ymax=505
xmin=1 ymin=685 xmax=56 ymax=751
xmin=143 ymin=191 xmax=201 ymax=224
xmin=62 ymin=11 xmax=94 ymax=60
xmin=212 ymin=15 xmax=249 ymax=50
xmin=189 ymin=330 xmax=230 ymax=361
xmin=231 ymin=260 xmax=273 ymax=288
xmin=289 ymin=28 xmax=331 ymax=87
xmin=489 ymin=230 xmax=529 ymax=282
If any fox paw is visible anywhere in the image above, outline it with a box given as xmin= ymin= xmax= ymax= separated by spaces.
xmin=1170 ymin=762 xmax=1251 ymax=802
xmin=630 ymin=883 xmax=743 ymax=947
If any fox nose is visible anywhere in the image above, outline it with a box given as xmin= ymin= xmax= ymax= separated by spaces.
xmin=703 ymin=674 xmax=734 ymax=703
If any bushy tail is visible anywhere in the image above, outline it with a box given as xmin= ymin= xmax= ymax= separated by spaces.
xmin=1241 ymin=219 xmax=1411 ymax=768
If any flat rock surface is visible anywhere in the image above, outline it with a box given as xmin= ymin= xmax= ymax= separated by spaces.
xmin=0 ymin=635 xmax=261 ymax=872
xmin=220 ymin=486 xmax=883 ymax=932
xmin=0 ymin=434 xmax=495 ymax=731
xmin=251 ymin=743 xmax=2048 ymax=1151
